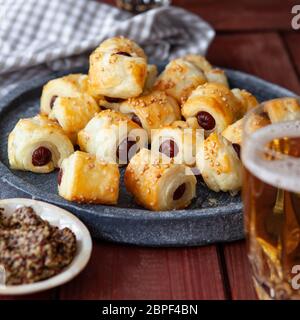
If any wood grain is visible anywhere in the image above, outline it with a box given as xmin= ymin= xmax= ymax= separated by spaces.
xmin=283 ymin=32 xmax=300 ymax=78
xmin=59 ymin=242 xmax=225 ymax=300
xmin=101 ymin=0 xmax=297 ymax=31
xmin=207 ymin=32 xmax=300 ymax=94
xmin=222 ymin=242 xmax=257 ymax=300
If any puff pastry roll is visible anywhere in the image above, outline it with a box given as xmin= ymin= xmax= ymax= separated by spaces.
xmin=222 ymin=114 xmax=270 ymax=154
xmin=151 ymin=126 xmax=203 ymax=166
xmin=88 ymin=37 xmax=147 ymax=99
xmin=143 ymin=64 xmax=158 ymax=94
xmin=48 ymin=95 xmax=100 ymax=144
xmin=182 ymin=83 xmax=243 ymax=135
xmin=264 ymin=97 xmax=300 ymax=123
xmin=183 ymin=54 xmax=229 ymax=87
xmin=40 ymin=74 xmax=92 ymax=115
xmin=182 ymin=54 xmax=213 ymax=73
xmin=78 ymin=110 xmax=148 ymax=165
xmin=205 ymin=69 xmax=229 ymax=87
xmin=119 ymin=91 xmax=181 ymax=139
xmin=196 ymin=132 xmax=242 ymax=193
xmin=222 ymin=118 xmax=243 ymax=158
xmin=125 ymin=149 xmax=197 ymax=211
xmin=58 ymin=151 xmax=119 ymax=204
xmin=154 ymin=58 xmax=207 ymax=104
xmin=231 ymin=88 xmax=258 ymax=114
xmin=8 ymin=115 xmax=74 ymax=173
xmin=93 ymin=96 xmax=124 ymax=112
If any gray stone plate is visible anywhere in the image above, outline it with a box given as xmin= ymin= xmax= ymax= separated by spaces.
xmin=0 ymin=66 xmax=295 ymax=247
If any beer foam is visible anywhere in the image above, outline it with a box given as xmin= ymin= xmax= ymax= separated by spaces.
xmin=242 ymin=120 xmax=300 ymax=193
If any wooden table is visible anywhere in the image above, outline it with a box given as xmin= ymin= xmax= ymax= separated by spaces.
xmin=2 ymin=0 xmax=300 ymax=300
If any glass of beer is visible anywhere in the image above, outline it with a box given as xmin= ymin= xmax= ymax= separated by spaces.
xmin=242 ymin=97 xmax=300 ymax=300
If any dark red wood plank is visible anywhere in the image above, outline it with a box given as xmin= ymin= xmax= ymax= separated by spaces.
xmin=283 ymin=32 xmax=300 ymax=78
xmin=101 ymin=0 xmax=297 ymax=31
xmin=59 ymin=242 xmax=225 ymax=300
xmin=221 ymin=242 xmax=257 ymax=300
xmin=207 ymin=32 xmax=300 ymax=94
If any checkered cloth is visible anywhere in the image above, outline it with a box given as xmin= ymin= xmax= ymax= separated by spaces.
xmin=0 ymin=0 xmax=215 ymax=99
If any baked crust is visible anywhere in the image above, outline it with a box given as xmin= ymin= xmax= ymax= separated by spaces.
xmin=119 ymin=91 xmax=181 ymax=139
xmin=58 ymin=151 xmax=119 ymax=204
xmin=8 ymin=115 xmax=74 ymax=173
xmin=182 ymin=82 xmax=244 ymax=134
xmin=264 ymin=97 xmax=300 ymax=123
xmin=88 ymin=37 xmax=147 ymax=99
xmin=78 ymin=109 xmax=148 ymax=165
xmin=154 ymin=58 xmax=207 ymax=104
xmin=196 ymin=132 xmax=242 ymax=193
xmin=125 ymin=149 xmax=197 ymax=211
xmin=151 ymin=126 xmax=203 ymax=166
xmin=40 ymin=74 xmax=92 ymax=115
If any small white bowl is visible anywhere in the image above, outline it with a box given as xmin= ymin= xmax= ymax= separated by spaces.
xmin=0 ymin=198 xmax=92 ymax=295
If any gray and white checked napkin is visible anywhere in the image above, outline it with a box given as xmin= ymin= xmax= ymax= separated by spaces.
xmin=0 ymin=0 xmax=215 ymax=100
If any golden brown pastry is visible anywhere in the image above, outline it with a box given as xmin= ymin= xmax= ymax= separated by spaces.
xmin=125 ymin=148 xmax=197 ymax=211
xmin=8 ymin=115 xmax=74 ymax=173
xmin=58 ymin=151 xmax=119 ymax=204
xmin=154 ymin=58 xmax=207 ymax=104
xmin=95 ymin=96 xmax=124 ymax=112
xmin=40 ymin=74 xmax=91 ymax=115
xmin=182 ymin=54 xmax=229 ymax=87
xmin=222 ymin=113 xmax=270 ymax=159
xmin=231 ymin=88 xmax=258 ymax=114
xmin=205 ymin=68 xmax=229 ymax=87
xmin=78 ymin=109 xmax=148 ymax=165
xmin=151 ymin=126 xmax=203 ymax=167
xmin=222 ymin=118 xmax=243 ymax=154
xmin=223 ymin=114 xmax=270 ymax=146
xmin=143 ymin=64 xmax=158 ymax=94
xmin=264 ymin=97 xmax=300 ymax=123
xmin=182 ymin=54 xmax=213 ymax=73
xmin=88 ymin=37 xmax=147 ymax=99
xmin=196 ymin=132 xmax=242 ymax=193
xmin=119 ymin=91 xmax=181 ymax=139
xmin=182 ymin=83 xmax=243 ymax=135
xmin=48 ymin=96 xmax=100 ymax=144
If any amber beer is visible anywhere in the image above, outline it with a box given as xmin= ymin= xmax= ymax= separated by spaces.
xmin=242 ymin=113 xmax=300 ymax=299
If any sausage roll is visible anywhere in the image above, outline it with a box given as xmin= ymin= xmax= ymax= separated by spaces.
xmin=78 ymin=109 xmax=148 ymax=165
xmin=182 ymin=55 xmax=229 ymax=87
xmin=182 ymin=54 xmax=213 ymax=73
xmin=222 ymin=114 xmax=270 ymax=159
xmin=196 ymin=132 xmax=242 ymax=193
xmin=264 ymin=97 xmax=300 ymax=123
xmin=205 ymin=69 xmax=229 ymax=87
xmin=48 ymin=95 xmax=100 ymax=144
xmin=231 ymin=88 xmax=258 ymax=114
xmin=119 ymin=91 xmax=181 ymax=139
xmin=88 ymin=37 xmax=147 ymax=99
xmin=8 ymin=115 xmax=74 ymax=173
xmin=151 ymin=126 xmax=203 ymax=166
xmin=58 ymin=151 xmax=119 ymax=204
xmin=154 ymin=58 xmax=207 ymax=104
xmin=125 ymin=148 xmax=197 ymax=211
xmin=143 ymin=64 xmax=158 ymax=94
xmin=182 ymin=83 xmax=243 ymax=135
xmin=40 ymin=74 xmax=91 ymax=115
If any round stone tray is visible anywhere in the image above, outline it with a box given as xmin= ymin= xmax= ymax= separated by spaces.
xmin=0 ymin=66 xmax=295 ymax=246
